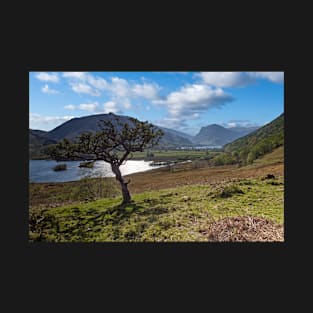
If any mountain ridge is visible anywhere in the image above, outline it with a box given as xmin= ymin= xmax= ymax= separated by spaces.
xmin=193 ymin=123 xmax=259 ymax=146
xmin=29 ymin=113 xmax=264 ymax=158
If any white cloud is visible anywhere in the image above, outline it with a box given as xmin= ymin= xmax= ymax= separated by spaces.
xmin=220 ymin=119 xmax=259 ymax=128
xmin=30 ymin=113 xmax=74 ymax=131
xmin=154 ymin=84 xmax=233 ymax=119
xmin=86 ymin=74 xmax=108 ymax=90
xmin=108 ymin=77 xmax=130 ymax=97
xmin=64 ymin=104 xmax=76 ymax=110
xmin=154 ymin=117 xmax=200 ymax=134
xmin=227 ymin=122 xmax=237 ymax=128
xmin=249 ymin=72 xmax=284 ymax=83
xmin=35 ymin=72 xmax=59 ymax=83
xmin=62 ymin=72 xmax=161 ymax=102
xmin=132 ymin=82 xmax=160 ymax=99
xmin=154 ymin=117 xmax=188 ymax=130
xmin=123 ymin=99 xmax=132 ymax=109
xmin=41 ymin=84 xmax=59 ymax=94
xmin=70 ymin=82 xmax=100 ymax=96
xmin=64 ymin=102 xmax=101 ymax=112
xmin=198 ymin=71 xmax=284 ymax=87
xmin=103 ymin=101 xmax=122 ymax=114
xmin=79 ymin=102 xmax=100 ymax=112
xmin=62 ymin=72 xmax=87 ymax=80
xmin=198 ymin=72 xmax=254 ymax=87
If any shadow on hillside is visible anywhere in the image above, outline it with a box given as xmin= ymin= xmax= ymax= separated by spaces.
xmin=30 ymin=199 xmax=169 ymax=242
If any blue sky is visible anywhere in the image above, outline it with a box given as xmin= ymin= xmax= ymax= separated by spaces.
xmin=29 ymin=71 xmax=284 ymax=135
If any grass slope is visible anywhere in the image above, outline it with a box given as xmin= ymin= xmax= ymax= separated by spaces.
xmin=223 ymin=113 xmax=284 ymax=164
xmin=29 ymin=176 xmax=284 ymax=242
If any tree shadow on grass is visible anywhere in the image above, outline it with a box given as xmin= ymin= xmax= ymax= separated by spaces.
xmin=63 ymin=201 xmax=147 ymax=232
xmin=31 ymin=199 xmax=169 ymax=242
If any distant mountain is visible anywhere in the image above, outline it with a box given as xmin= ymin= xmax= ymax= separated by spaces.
xmin=46 ymin=114 xmax=132 ymax=141
xmin=29 ymin=112 xmax=269 ymax=160
xmin=159 ymin=126 xmax=194 ymax=141
xmin=29 ymin=129 xmax=57 ymax=159
xmin=29 ymin=113 xmax=194 ymax=158
xmin=223 ymin=113 xmax=284 ymax=164
xmin=158 ymin=127 xmax=194 ymax=147
xmin=193 ymin=124 xmax=257 ymax=146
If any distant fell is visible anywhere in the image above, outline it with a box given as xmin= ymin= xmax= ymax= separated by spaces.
xmin=29 ymin=113 xmax=194 ymax=158
xmin=193 ymin=124 xmax=257 ymax=146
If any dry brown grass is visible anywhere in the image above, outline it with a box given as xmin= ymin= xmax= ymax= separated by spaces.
xmin=205 ymin=216 xmax=284 ymax=242
xmin=127 ymin=162 xmax=284 ymax=194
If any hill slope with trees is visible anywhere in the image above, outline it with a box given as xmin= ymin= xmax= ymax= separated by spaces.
xmin=212 ymin=113 xmax=284 ymax=165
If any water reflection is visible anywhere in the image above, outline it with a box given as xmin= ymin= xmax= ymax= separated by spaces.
xmin=29 ymin=160 xmax=162 ymax=183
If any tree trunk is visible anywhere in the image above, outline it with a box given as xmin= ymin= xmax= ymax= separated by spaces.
xmin=111 ymin=164 xmax=131 ymax=204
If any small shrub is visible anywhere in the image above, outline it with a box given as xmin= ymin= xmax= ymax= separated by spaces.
xmin=53 ymin=163 xmax=67 ymax=171
xmin=211 ymin=184 xmax=244 ymax=198
xmin=262 ymin=174 xmax=276 ymax=180
xmin=76 ymin=176 xmax=120 ymax=200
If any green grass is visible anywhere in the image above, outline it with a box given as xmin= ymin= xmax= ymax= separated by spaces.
xmin=29 ymin=176 xmax=284 ymax=242
xmin=131 ymin=149 xmax=219 ymax=161
xmin=253 ymin=146 xmax=284 ymax=166
xmin=29 ymin=177 xmax=120 ymax=209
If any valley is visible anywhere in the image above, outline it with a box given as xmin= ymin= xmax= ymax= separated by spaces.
xmin=29 ymin=112 xmax=284 ymax=242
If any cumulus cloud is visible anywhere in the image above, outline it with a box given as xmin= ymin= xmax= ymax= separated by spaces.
xmin=64 ymin=104 xmax=76 ymax=110
xmin=62 ymin=72 xmax=87 ymax=80
xmin=132 ymin=82 xmax=161 ymax=99
xmin=35 ymin=72 xmax=59 ymax=83
xmin=103 ymin=101 xmax=123 ymax=114
xmin=198 ymin=72 xmax=253 ymax=87
xmin=86 ymin=74 xmax=108 ymax=90
xmin=79 ymin=102 xmax=100 ymax=112
xmin=64 ymin=102 xmax=100 ymax=112
xmin=154 ymin=117 xmax=188 ymax=130
xmin=198 ymin=71 xmax=284 ymax=87
xmin=248 ymin=72 xmax=284 ymax=83
xmin=220 ymin=119 xmax=259 ymax=128
xmin=30 ymin=113 xmax=74 ymax=130
xmin=152 ymin=84 xmax=233 ymax=132
xmin=70 ymin=82 xmax=100 ymax=96
xmin=41 ymin=84 xmax=59 ymax=94
xmin=62 ymin=72 xmax=161 ymax=102
xmin=64 ymin=100 xmax=125 ymax=114
xmin=123 ymin=99 xmax=132 ymax=109
xmin=154 ymin=84 xmax=233 ymax=119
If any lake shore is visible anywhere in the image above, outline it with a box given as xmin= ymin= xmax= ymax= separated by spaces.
xmin=29 ymin=159 xmax=283 ymax=209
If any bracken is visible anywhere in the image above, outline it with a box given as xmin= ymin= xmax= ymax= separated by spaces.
xmin=206 ymin=216 xmax=284 ymax=242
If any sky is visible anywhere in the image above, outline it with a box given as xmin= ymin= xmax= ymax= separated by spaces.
xmin=29 ymin=71 xmax=284 ymax=135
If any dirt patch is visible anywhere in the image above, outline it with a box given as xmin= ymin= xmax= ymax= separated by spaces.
xmin=205 ymin=216 xmax=284 ymax=242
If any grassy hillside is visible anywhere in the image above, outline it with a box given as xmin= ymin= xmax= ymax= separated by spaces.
xmin=29 ymin=149 xmax=284 ymax=242
xmin=29 ymin=114 xmax=284 ymax=242
xmin=214 ymin=113 xmax=284 ymax=165
xmin=29 ymin=175 xmax=284 ymax=242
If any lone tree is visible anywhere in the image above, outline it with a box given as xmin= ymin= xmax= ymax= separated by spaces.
xmin=45 ymin=115 xmax=163 ymax=204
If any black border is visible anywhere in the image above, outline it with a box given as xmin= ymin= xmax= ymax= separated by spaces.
xmin=6 ymin=31 xmax=300 ymax=303
xmin=24 ymin=70 xmax=289 ymax=245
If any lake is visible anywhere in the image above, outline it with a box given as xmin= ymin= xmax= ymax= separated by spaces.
xmin=29 ymin=160 xmax=163 ymax=183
